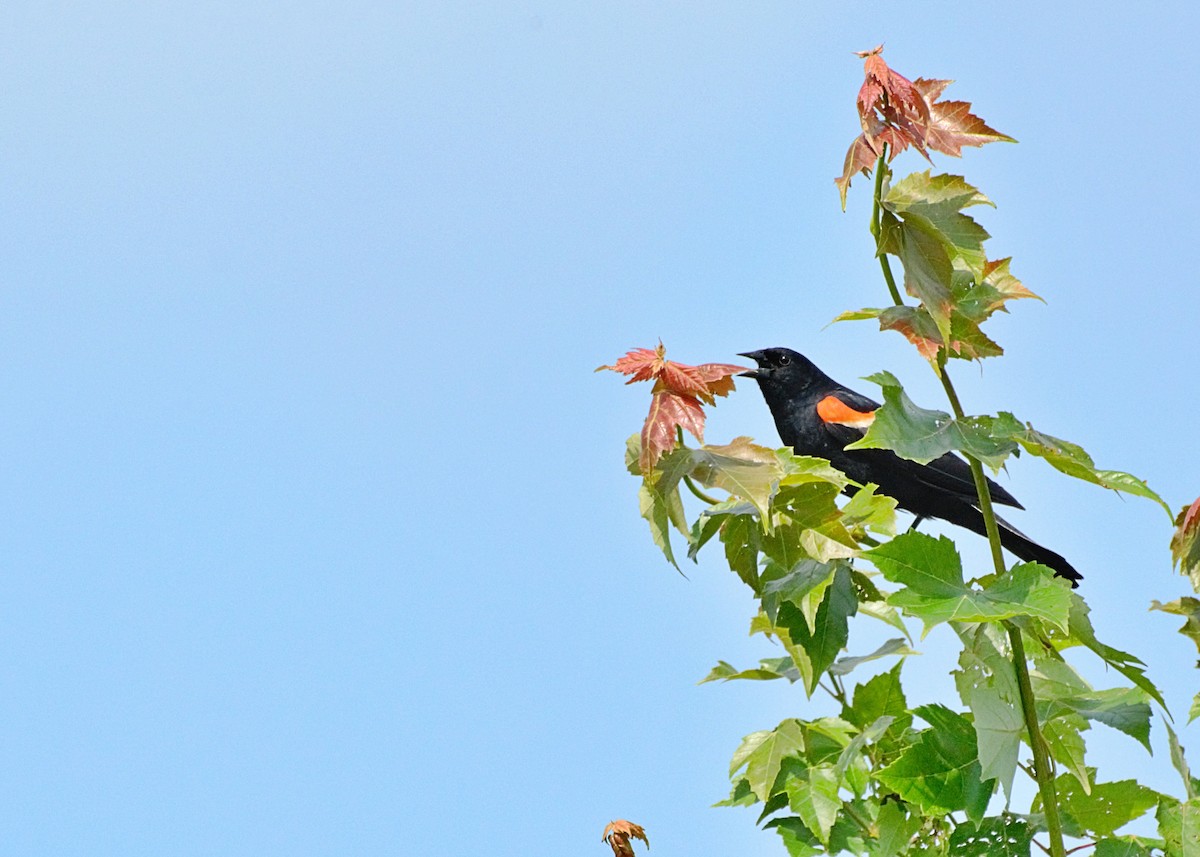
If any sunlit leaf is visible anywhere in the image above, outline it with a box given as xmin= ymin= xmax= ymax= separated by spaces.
xmin=1151 ymin=597 xmax=1200 ymax=659
xmin=876 ymin=704 xmax=995 ymax=821
xmin=1063 ymin=595 xmax=1167 ymax=709
xmin=1034 ymin=771 xmax=1162 ymax=838
xmin=777 ymin=567 xmax=857 ymax=695
xmin=1165 ymin=719 xmax=1197 ymax=801
xmin=992 ymin=413 xmax=1172 ymax=516
xmin=946 ymin=814 xmax=1032 ymax=856
xmin=730 ymin=719 xmax=807 ymax=801
xmin=847 ymin=372 xmax=1016 ymax=469
xmin=690 ymin=437 xmax=786 ymax=521
xmin=784 ymin=765 xmax=841 ymax=844
xmin=1157 ymin=798 xmax=1200 ymax=857
xmin=869 ymin=533 xmax=1070 ymax=634
xmin=1042 ymin=716 xmax=1091 ymax=795
xmin=829 ymin=638 xmax=917 ymax=677
xmin=1093 ymin=835 xmax=1166 ymax=856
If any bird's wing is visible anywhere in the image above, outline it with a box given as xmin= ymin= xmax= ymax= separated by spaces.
xmin=815 ymin=389 xmax=879 ymax=445
xmin=816 ymin=390 xmax=1024 ymax=509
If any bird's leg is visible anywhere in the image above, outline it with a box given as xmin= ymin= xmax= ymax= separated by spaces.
xmin=908 ymin=515 xmax=926 ymax=532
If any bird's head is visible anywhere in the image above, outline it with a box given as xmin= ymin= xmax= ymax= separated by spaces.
xmin=737 ymin=347 xmax=824 ymax=393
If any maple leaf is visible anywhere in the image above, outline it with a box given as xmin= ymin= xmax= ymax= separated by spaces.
xmin=1172 ymin=497 xmax=1200 ymax=589
xmin=835 ymin=47 xmax=1014 ymax=206
xmin=597 ymin=343 xmax=748 ymax=472
xmin=915 ymin=78 xmax=1016 ymax=156
xmin=602 ymin=820 xmax=649 ymax=857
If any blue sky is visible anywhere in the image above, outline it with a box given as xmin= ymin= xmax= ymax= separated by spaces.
xmin=1 ymin=3 xmax=1198 ymax=855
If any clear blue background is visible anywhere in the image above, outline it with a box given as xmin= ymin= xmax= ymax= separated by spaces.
xmin=1 ymin=3 xmax=1197 ymax=854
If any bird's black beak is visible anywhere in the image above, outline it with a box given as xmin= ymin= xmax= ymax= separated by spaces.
xmin=737 ymin=350 xmax=766 ymax=379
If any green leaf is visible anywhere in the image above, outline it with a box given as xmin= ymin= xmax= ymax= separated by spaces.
xmin=700 ymin=658 xmax=801 ymax=685
xmin=841 ymin=483 xmax=899 ymax=536
xmin=784 ymin=765 xmax=841 ymax=844
xmin=1158 ymin=798 xmax=1200 ymax=857
xmin=761 ymin=559 xmax=839 ymax=626
xmin=883 ymin=171 xmax=993 ymax=279
xmin=1165 ymin=719 xmax=1197 ymax=801
xmin=870 ymin=533 xmax=1071 ymax=634
xmin=775 ymin=482 xmax=861 ymax=562
xmin=844 ymin=662 xmax=911 ymax=736
xmin=720 ymin=513 xmax=762 ymax=590
xmin=1191 ymin=692 xmax=1200 ymax=725
xmin=638 ymin=481 xmax=683 ymax=568
xmin=1093 ymin=836 xmax=1165 ymax=857
xmin=833 ymin=716 xmax=893 ymax=785
xmin=885 ymin=209 xmax=955 ymax=342
xmin=1036 ymin=771 xmax=1162 ymax=838
xmin=690 ymin=437 xmax=787 ymax=521
xmin=1042 ymin=716 xmax=1091 ymax=794
xmin=946 ymin=814 xmax=1032 ymax=856
xmin=993 ymin=414 xmax=1172 ymax=517
xmin=730 ymin=719 xmax=807 ymax=801
xmin=770 ymin=816 xmax=824 ymax=857
xmin=877 ymin=172 xmax=995 ymax=347
xmin=876 ymin=704 xmax=995 ymax=821
xmin=953 ymin=624 xmax=1023 ymax=797
xmin=775 ymin=451 xmax=854 ymax=490
xmin=868 ymin=530 xmax=965 ymax=596
xmin=778 ymin=567 xmax=858 ymax=694
xmin=846 ymin=372 xmax=1016 ymax=469
xmin=829 ymin=638 xmax=918 ymax=677
xmin=1032 ymin=659 xmax=1153 ymax=752
xmin=1151 ymin=597 xmax=1200 ymax=658
xmin=871 ymin=801 xmax=920 ymax=857
xmin=964 ymin=683 xmax=1023 ymax=799
xmin=1068 ymin=689 xmax=1153 ymax=751
xmin=713 ymin=777 xmax=756 ymax=808
xmin=1064 ymin=595 xmax=1167 ymax=709
xmin=688 ymin=497 xmax=753 ymax=560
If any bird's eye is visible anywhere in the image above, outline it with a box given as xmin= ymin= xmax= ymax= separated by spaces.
xmin=777 ymin=354 xmax=791 ymax=366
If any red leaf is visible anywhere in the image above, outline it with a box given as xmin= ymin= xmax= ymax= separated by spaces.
xmin=598 ymin=343 xmax=748 ymax=472
xmin=642 ymin=390 xmax=704 ymax=472
xmin=598 ymin=346 xmax=664 ymax=384
xmin=836 ymin=49 xmax=1013 ymax=203
xmin=836 ymin=133 xmax=882 ymax=209
xmin=603 ymin=820 xmax=649 ymax=857
xmin=1172 ymin=497 xmax=1200 ymax=582
xmin=924 ymin=99 xmax=1016 ymax=157
xmin=878 ymin=306 xmax=943 ymax=361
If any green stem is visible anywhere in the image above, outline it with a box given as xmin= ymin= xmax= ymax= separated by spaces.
xmin=866 ymin=139 xmax=1063 ymax=857
xmin=937 ymin=366 xmax=1065 ymax=857
xmin=869 ymin=145 xmax=904 ymax=307
xmin=683 ymin=474 xmax=719 ymax=505
xmin=841 ymin=802 xmax=874 ymax=838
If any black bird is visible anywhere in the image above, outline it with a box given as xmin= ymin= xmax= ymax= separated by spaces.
xmin=739 ymin=347 xmax=1081 ymax=584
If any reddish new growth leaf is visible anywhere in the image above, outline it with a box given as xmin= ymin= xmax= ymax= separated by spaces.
xmin=836 ymin=45 xmax=1015 ymax=208
xmin=1172 ymin=497 xmax=1200 ymax=586
xmin=597 ymin=343 xmax=747 ymax=473
xmin=602 ymin=820 xmax=649 ymax=857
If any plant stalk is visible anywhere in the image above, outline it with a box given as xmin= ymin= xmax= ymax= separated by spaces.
xmin=937 ymin=364 xmax=1065 ymax=857
xmin=869 ymin=146 xmax=904 ymax=306
xmin=869 ymin=175 xmax=1066 ymax=857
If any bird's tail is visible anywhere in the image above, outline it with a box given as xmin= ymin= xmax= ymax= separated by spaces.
xmin=991 ymin=511 xmax=1082 ymax=586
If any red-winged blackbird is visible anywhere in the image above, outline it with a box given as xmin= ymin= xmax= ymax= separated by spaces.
xmin=739 ymin=347 xmax=1081 ymax=585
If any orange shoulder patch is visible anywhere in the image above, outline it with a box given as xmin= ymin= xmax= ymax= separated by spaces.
xmin=817 ymin=395 xmax=876 ymax=427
